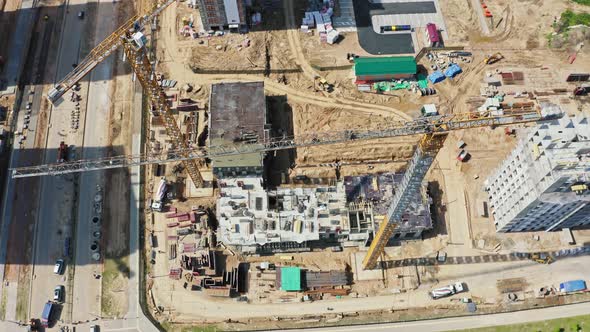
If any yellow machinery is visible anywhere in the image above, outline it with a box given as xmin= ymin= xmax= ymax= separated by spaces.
xmin=531 ymin=253 xmax=553 ymax=264
xmin=484 ymin=52 xmax=504 ymax=65
xmin=362 ymin=134 xmax=446 ymax=270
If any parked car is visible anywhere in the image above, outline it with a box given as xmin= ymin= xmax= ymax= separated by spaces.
xmin=430 ymin=282 xmax=465 ymax=299
xmin=78 ymin=11 xmax=85 ymax=19
xmin=53 ymin=285 xmax=64 ymax=302
xmin=53 ymin=259 xmax=64 ymax=275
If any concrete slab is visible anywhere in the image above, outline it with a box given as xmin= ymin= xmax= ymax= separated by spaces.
xmin=185 ymin=170 xmax=214 ymax=198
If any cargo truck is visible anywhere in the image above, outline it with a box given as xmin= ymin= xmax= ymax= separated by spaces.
xmin=559 ymin=280 xmax=586 ymax=293
xmin=57 ymin=141 xmax=68 ymax=163
xmin=40 ymin=301 xmax=55 ymax=327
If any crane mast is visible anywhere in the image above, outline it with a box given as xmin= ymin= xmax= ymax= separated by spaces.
xmin=120 ymin=32 xmax=203 ymax=186
xmin=362 ymin=134 xmax=445 ymax=270
xmin=45 ymin=0 xmax=203 ymax=187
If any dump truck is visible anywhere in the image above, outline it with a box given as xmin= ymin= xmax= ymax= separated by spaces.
xmin=57 ymin=141 xmax=68 ymax=163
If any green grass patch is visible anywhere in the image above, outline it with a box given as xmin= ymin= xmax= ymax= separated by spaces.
xmin=0 ymin=287 xmax=6 ymax=321
xmin=457 ymin=314 xmax=590 ymax=332
xmin=101 ymin=256 xmax=130 ymax=318
xmin=15 ymin=276 xmax=30 ymax=322
xmin=560 ymin=10 xmax=590 ymax=28
xmin=572 ymin=0 xmax=590 ymax=6
xmin=160 ymin=322 xmax=220 ymax=332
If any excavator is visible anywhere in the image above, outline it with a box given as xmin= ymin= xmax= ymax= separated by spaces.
xmin=530 ymin=252 xmax=554 ymax=264
xmin=484 ymin=52 xmax=504 ymax=65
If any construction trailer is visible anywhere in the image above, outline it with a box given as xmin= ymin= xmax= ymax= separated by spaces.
xmin=354 ymin=56 xmax=417 ymax=83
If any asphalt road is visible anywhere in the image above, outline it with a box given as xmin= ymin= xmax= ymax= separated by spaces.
xmin=278 ymin=301 xmax=590 ymax=332
xmin=71 ymin=0 xmax=118 ymax=322
xmin=29 ymin=0 xmax=89 ymax=325
xmin=0 ymin=9 xmax=56 ymax=323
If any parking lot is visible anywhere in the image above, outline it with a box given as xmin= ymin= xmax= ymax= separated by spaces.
xmin=352 ymin=0 xmax=449 ymax=55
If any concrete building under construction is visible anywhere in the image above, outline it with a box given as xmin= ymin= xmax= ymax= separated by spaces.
xmin=216 ymin=173 xmax=433 ymax=253
xmin=485 ymin=108 xmax=590 ymax=232
xmin=208 ymin=81 xmax=269 ymax=178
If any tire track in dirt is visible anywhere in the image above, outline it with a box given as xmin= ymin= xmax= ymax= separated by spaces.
xmin=196 ymin=74 xmax=413 ymax=120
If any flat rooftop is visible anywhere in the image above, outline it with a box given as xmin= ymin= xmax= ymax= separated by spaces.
xmin=208 ymin=82 xmax=268 ymax=169
xmin=209 ymin=81 xmax=267 ymax=144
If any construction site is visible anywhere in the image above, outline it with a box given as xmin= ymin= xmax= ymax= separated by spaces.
xmin=0 ymin=0 xmax=590 ymax=331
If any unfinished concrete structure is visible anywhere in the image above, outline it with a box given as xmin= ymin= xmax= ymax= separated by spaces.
xmin=344 ymin=173 xmax=433 ymax=242
xmin=208 ymin=82 xmax=268 ymax=178
xmin=197 ymin=0 xmax=248 ymax=31
xmin=216 ymin=177 xmax=349 ymax=253
xmin=216 ymin=172 xmax=434 ymax=253
xmin=485 ymin=108 xmax=590 ymax=232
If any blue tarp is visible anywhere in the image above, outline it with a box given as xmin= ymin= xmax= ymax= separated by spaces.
xmin=445 ymin=63 xmax=463 ymax=78
xmin=559 ymin=280 xmax=586 ymax=293
xmin=428 ymin=71 xmax=445 ymax=84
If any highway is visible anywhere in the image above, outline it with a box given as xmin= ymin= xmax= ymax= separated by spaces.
xmin=71 ymin=0 xmax=118 ymax=322
xmin=29 ymin=0 xmax=91 ymax=325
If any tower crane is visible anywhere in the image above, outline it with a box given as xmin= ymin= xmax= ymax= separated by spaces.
xmin=46 ymin=0 xmax=204 ymax=187
xmin=11 ymin=103 xmax=563 ymax=269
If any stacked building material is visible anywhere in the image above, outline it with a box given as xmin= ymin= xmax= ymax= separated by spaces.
xmin=183 ymin=243 xmax=197 ymax=253
xmin=169 ymin=268 xmax=182 ymax=280
xmin=302 ymin=0 xmax=339 ymax=44
xmin=304 ymin=270 xmax=349 ymax=289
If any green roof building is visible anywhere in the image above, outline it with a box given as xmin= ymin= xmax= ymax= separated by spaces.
xmin=280 ymin=267 xmax=302 ymax=291
xmin=354 ymin=56 xmax=417 ymax=83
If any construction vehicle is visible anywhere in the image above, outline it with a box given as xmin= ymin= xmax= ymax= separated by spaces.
xmin=314 ymin=76 xmax=333 ymax=93
xmin=57 ymin=141 xmax=68 ymax=163
xmin=45 ymin=0 xmax=203 ymax=188
xmin=27 ymin=318 xmax=41 ymax=332
xmin=531 ymin=252 xmax=553 ymax=264
xmin=484 ymin=52 xmax=504 ymax=65
xmin=573 ymin=85 xmax=590 ymax=96
xmin=40 ymin=301 xmax=55 ymax=327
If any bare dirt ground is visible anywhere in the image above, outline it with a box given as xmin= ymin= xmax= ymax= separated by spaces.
xmin=99 ymin=0 xmax=136 ymax=318
xmin=145 ymin=0 xmax=590 ymax=327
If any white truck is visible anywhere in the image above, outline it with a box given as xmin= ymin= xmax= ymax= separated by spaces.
xmin=151 ymin=177 xmax=168 ymax=212
xmin=429 ymin=282 xmax=465 ymax=299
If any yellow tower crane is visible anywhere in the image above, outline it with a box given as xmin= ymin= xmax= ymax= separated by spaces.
xmin=46 ymin=0 xmax=204 ymax=187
